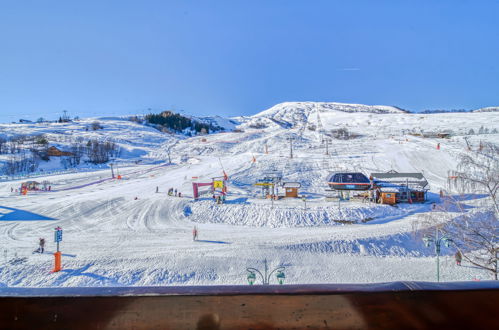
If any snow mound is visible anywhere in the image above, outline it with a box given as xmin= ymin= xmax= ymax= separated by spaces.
xmin=185 ymin=200 xmax=405 ymax=228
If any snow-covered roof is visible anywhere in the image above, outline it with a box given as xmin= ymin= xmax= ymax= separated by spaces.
xmin=372 ymin=171 xmax=428 ymax=189
xmin=379 ymin=187 xmax=400 ymax=193
xmin=282 ymin=182 xmax=301 ymax=188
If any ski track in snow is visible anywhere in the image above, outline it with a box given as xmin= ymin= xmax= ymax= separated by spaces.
xmin=0 ymin=105 xmax=497 ymax=286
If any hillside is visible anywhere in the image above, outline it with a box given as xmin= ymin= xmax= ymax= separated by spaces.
xmin=0 ymin=102 xmax=497 ymax=287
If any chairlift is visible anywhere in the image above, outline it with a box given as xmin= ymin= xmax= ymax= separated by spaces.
xmin=327 ymin=172 xmax=371 ymax=191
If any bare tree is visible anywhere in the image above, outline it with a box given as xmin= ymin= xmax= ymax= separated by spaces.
xmin=0 ymin=137 xmax=6 ymax=154
xmin=70 ymin=142 xmax=85 ymax=166
xmin=440 ymin=202 xmax=498 ymax=280
xmin=448 ymin=142 xmax=499 ymax=215
xmin=86 ymin=139 xmax=119 ymax=164
xmin=439 ymin=142 xmax=499 ymax=279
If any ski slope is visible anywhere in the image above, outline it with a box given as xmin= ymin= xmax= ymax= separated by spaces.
xmin=0 ymin=102 xmax=498 ymax=287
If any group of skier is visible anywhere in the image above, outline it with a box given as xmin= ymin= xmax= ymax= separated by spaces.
xmin=213 ymin=194 xmax=225 ymax=204
xmin=167 ymin=187 xmax=181 ymax=197
xmin=11 ymin=186 xmax=51 ymax=194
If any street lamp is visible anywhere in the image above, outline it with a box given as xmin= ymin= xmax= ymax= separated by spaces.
xmin=246 ymin=259 xmax=286 ymax=285
xmin=247 ymin=271 xmax=256 ymax=285
xmin=276 ymin=270 xmax=286 ymax=285
xmin=423 ymin=227 xmax=453 ymax=282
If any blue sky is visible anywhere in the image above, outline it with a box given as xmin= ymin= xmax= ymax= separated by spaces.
xmin=1 ymin=0 xmax=498 ymax=122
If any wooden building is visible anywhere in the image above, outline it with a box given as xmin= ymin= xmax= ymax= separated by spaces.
xmin=282 ymin=182 xmax=301 ymax=198
xmin=379 ymin=188 xmax=397 ymax=205
xmin=371 ymin=171 xmax=429 ymax=204
xmin=47 ymin=146 xmax=74 ymax=157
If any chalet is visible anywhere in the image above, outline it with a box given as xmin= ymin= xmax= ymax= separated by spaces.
xmin=282 ymin=182 xmax=301 ymax=198
xmin=378 ymin=188 xmax=398 ymax=205
xmin=371 ymin=171 xmax=428 ymax=204
xmin=47 ymin=146 xmax=74 ymax=157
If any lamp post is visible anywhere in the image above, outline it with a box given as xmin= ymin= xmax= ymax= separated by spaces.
xmin=246 ymin=259 xmax=286 ymax=285
xmin=423 ymin=227 xmax=453 ymax=282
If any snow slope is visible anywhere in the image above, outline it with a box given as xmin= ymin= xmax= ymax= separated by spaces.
xmin=0 ymin=103 xmax=498 ymax=287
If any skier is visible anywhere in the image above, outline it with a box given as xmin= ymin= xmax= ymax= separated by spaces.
xmin=10 ymin=187 xmax=13 ymax=193
xmin=38 ymin=238 xmax=45 ymax=253
xmin=455 ymin=251 xmax=462 ymax=266
xmin=178 ymin=192 xmax=182 ymax=198
xmin=175 ymin=189 xmax=178 ymax=197
xmin=193 ymin=226 xmax=198 ymax=241
xmin=156 ymin=186 xmax=159 ymax=193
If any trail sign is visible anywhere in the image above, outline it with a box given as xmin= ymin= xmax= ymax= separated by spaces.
xmin=54 ymin=227 xmax=63 ymax=243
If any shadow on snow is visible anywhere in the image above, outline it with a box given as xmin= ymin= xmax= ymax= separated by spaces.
xmin=0 ymin=206 xmax=55 ymax=221
xmin=195 ymin=240 xmax=231 ymax=244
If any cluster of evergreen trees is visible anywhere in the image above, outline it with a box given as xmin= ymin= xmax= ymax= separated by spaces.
xmin=144 ymin=111 xmax=222 ymax=134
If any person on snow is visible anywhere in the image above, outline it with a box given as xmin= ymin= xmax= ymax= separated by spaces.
xmin=174 ymin=189 xmax=178 ymax=197
xmin=178 ymin=192 xmax=182 ymax=198
xmin=38 ymin=238 xmax=45 ymax=253
xmin=156 ymin=186 xmax=159 ymax=193
xmin=193 ymin=226 xmax=198 ymax=241
xmin=455 ymin=251 xmax=462 ymax=266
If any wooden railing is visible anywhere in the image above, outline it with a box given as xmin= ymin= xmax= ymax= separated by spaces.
xmin=1 ymin=281 xmax=498 ymax=329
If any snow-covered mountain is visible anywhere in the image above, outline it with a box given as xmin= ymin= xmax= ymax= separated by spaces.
xmin=235 ymin=102 xmax=407 ymax=129
xmin=473 ymin=106 xmax=499 ymax=113
xmin=0 ymin=101 xmax=498 ymax=287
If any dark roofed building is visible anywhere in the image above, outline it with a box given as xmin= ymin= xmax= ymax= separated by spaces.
xmin=327 ymin=172 xmax=371 ymax=191
xmin=371 ymin=170 xmax=428 ymax=203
